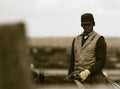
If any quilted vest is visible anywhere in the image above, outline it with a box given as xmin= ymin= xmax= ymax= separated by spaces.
xmin=74 ymin=31 xmax=101 ymax=71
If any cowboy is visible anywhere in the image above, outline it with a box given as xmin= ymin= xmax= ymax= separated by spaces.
xmin=68 ymin=13 xmax=107 ymax=86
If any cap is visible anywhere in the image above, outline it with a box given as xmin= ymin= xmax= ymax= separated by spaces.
xmin=81 ymin=13 xmax=95 ymax=26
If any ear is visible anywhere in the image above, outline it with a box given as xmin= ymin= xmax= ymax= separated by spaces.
xmin=93 ymin=22 xmax=95 ymax=26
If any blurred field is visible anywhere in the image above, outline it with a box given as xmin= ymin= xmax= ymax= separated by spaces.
xmin=27 ymin=37 xmax=120 ymax=88
xmin=28 ymin=37 xmax=120 ymax=48
xmin=28 ymin=37 xmax=120 ymax=69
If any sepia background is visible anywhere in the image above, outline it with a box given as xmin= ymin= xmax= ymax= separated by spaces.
xmin=0 ymin=0 xmax=120 ymax=89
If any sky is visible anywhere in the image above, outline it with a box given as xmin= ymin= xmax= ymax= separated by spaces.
xmin=0 ymin=0 xmax=120 ymax=37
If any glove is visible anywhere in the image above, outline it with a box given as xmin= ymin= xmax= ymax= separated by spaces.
xmin=79 ymin=69 xmax=90 ymax=81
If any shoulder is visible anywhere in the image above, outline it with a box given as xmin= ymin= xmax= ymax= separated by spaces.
xmin=76 ymin=33 xmax=82 ymax=38
xmin=97 ymin=36 xmax=106 ymax=46
xmin=72 ymin=34 xmax=82 ymax=44
xmin=98 ymin=36 xmax=105 ymax=41
xmin=93 ymin=31 xmax=105 ymax=40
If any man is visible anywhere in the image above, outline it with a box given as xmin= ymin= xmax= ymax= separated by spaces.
xmin=68 ymin=13 xmax=107 ymax=85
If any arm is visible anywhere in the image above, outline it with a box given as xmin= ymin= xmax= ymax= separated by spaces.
xmin=89 ymin=36 xmax=107 ymax=75
xmin=68 ymin=38 xmax=75 ymax=75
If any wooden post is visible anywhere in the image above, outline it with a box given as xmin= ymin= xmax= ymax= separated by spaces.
xmin=0 ymin=22 xmax=32 ymax=89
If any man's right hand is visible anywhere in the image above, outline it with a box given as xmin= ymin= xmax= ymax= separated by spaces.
xmin=79 ymin=69 xmax=90 ymax=81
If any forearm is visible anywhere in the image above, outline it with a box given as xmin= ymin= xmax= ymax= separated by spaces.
xmin=68 ymin=38 xmax=75 ymax=75
xmin=89 ymin=60 xmax=106 ymax=75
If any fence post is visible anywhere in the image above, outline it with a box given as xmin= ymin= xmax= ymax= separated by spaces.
xmin=0 ymin=22 xmax=32 ymax=89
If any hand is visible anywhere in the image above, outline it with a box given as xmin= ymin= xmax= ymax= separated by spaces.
xmin=79 ymin=69 xmax=90 ymax=81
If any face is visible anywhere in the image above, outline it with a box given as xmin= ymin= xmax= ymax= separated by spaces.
xmin=81 ymin=22 xmax=93 ymax=34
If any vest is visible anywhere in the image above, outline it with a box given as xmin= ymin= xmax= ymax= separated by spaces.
xmin=74 ymin=31 xmax=101 ymax=71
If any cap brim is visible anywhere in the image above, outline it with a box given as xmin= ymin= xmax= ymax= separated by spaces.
xmin=81 ymin=22 xmax=92 ymax=24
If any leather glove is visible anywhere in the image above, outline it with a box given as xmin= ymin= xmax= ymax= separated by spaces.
xmin=79 ymin=69 xmax=90 ymax=81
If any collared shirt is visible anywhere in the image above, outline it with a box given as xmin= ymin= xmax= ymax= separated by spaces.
xmin=81 ymin=31 xmax=93 ymax=46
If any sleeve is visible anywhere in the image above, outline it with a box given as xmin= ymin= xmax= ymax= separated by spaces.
xmin=68 ymin=38 xmax=75 ymax=75
xmin=89 ymin=36 xmax=107 ymax=75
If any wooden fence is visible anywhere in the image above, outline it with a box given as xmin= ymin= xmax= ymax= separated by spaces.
xmin=0 ymin=22 xmax=32 ymax=89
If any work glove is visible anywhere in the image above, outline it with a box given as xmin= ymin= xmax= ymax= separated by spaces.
xmin=79 ymin=69 xmax=90 ymax=81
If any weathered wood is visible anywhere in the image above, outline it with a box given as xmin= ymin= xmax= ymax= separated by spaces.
xmin=0 ymin=22 xmax=32 ymax=89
